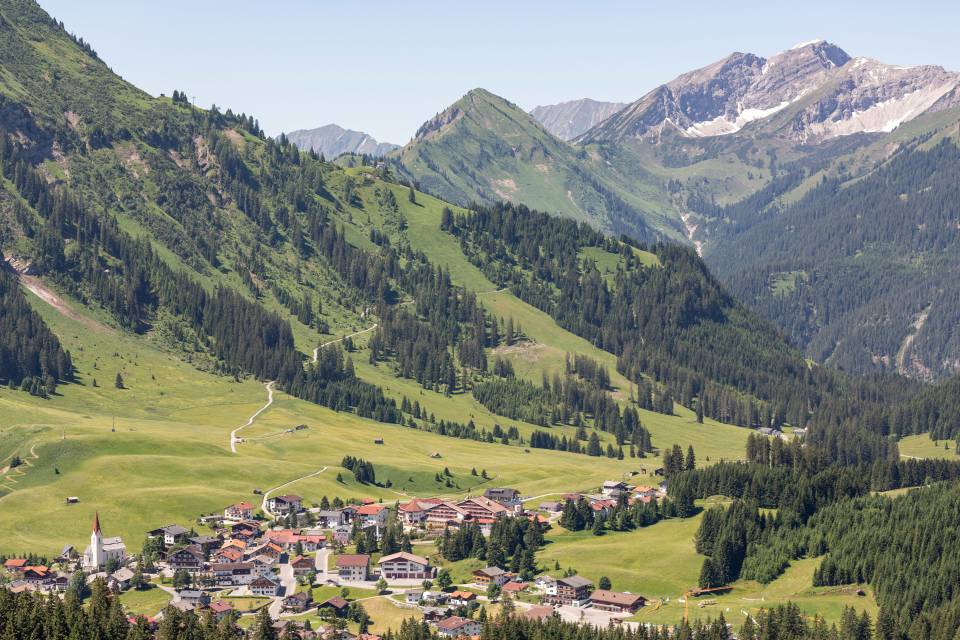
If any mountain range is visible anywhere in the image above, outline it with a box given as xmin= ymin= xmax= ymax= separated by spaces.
xmin=285 ymin=123 xmax=398 ymax=158
xmin=334 ymin=40 xmax=960 ymax=381
xmin=529 ymin=98 xmax=627 ymax=141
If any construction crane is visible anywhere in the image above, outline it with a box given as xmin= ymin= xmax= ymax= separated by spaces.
xmin=683 ymin=587 xmax=731 ymax=622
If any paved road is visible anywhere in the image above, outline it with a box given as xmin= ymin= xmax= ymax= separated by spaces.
xmin=269 ymin=563 xmax=297 ymax=618
xmin=260 ymin=467 xmax=328 ymax=518
xmin=315 ymin=548 xmax=332 ymax=575
xmin=230 ymin=381 xmax=275 ymax=453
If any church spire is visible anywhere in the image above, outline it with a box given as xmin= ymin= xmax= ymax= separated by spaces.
xmin=93 ymin=511 xmax=101 ymax=534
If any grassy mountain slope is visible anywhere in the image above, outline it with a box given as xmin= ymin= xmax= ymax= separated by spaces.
xmin=391 ymin=88 xmax=684 ymax=242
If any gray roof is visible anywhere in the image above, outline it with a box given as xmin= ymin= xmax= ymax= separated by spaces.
xmin=110 ymin=568 xmax=134 ymax=582
xmin=558 ymin=575 xmax=593 ymax=588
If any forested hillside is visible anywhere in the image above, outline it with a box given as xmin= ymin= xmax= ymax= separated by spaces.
xmin=701 ymin=136 xmax=960 ymax=380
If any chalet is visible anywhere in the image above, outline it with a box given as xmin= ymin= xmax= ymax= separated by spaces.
xmin=589 ymin=499 xmax=617 ymax=517
xmin=336 ymin=554 xmax=370 ymax=581
xmin=448 ymin=590 xmax=476 ymax=606
xmin=250 ymin=555 xmax=277 ymax=576
xmin=188 ymin=535 xmax=221 ymax=556
xmin=589 ymin=589 xmax=646 ymax=613
xmin=315 ymin=510 xmax=345 ymax=528
xmin=538 ymin=501 xmax=562 ymax=513
xmin=267 ymin=494 xmax=302 ymax=515
xmin=601 ymin=481 xmax=628 ymax=498
xmin=265 ymin=529 xmax=300 ymax=549
xmin=378 ymin=552 xmax=433 ymax=580
xmin=320 ymin=596 xmax=350 ymax=617
xmin=339 ymin=505 xmax=359 ymax=523
xmin=356 ymin=503 xmax=389 ymax=527
xmin=533 ymin=575 xmax=556 ymax=593
xmin=282 ymin=591 xmax=313 ymax=612
xmin=207 ymin=600 xmax=234 ymax=621
xmin=543 ymin=575 xmax=593 ymax=606
xmin=167 ymin=545 xmax=205 ymax=572
xmin=211 ymin=547 xmax=243 ymax=564
xmin=632 ymin=486 xmax=658 ymax=500
xmin=503 ymin=581 xmax=528 ymax=594
xmin=47 ymin=575 xmax=70 ymax=593
xmin=148 ymin=524 xmax=190 ymax=547
xmin=524 ymin=605 xmax=556 ymax=621
xmin=3 ymin=559 xmax=27 ymax=576
xmin=108 ymin=567 xmax=134 ymax=591
xmin=422 ymin=607 xmax=453 ymax=622
xmin=248 ymin=541 xmax=283 ymax=560
xmin=472 ymin=566 xmax=508 ymax=586
xmin=210 ymin=562 xmax=255 ymax=585
xmin=456 ymin=496 xmax=508 ymax=520
xmin=230 ymin=521 xmax=261 ymax=537
xmin=483 ymin=488 xmax=521 ymax=508
xmin=21 ymin=566 xmax=52 ymax=586
xmin=332 ymin=525 xmax=352 ymax=545
xmin=224 ymin=501 xmax=256 ymax=522
xmin=299 ymin=533 xmax=326 ymax=552
xmin=249 ymin=575 xmax=281 ymax=597
xmin=177 ymin=590 xmax=210 ymax=607
xmin=435 ymin=616 xmax=481 ymax=638
xmin=397 ymin=500 xmax=431 ymax=525
xmin=290 ymin=555 xmax=314 ymax=576
xmin=405 ymin=589 xmax=424 ymax=604
xmin=222 ymin=539 xmax=248 ymax=554
xmin=423 ymin=502 xmax=468 ymax=528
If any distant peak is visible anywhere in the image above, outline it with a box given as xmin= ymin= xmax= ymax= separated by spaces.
xmin=790 ymin=38 xmax=825 ymax=50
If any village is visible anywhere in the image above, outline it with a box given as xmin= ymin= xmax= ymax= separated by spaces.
xmin=0 ymin=478 xmax=669 ymax=638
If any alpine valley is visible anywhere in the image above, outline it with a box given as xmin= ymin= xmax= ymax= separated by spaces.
xmin=2 ymin=2 xmax=960 ymax=640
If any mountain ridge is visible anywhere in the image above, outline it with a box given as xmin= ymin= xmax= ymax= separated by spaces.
xmin=285 ymin=123 xmax=398 ymax=158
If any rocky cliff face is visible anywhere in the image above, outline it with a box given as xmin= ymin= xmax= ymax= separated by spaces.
xmin=529 ymin=99 xmax=626 ymax=141
xmin=579 ymin=40 xmax=959 ymax=145
xmin=285 ymin=124 xmax=398 ymax=158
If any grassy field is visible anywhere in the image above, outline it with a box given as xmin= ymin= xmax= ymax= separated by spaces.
xmin=217 ymin=595 xmax=272 ymax=612
xmin=898 ymin=434 xmax=960 ymax=460
xmin=118 ymin=584 xmax=172 ymax=616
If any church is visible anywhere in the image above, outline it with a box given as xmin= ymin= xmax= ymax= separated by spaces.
xmin=82 ymin=512 xmax=127 ymax=570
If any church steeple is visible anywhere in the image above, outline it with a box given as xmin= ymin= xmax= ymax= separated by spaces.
xmin=90 ymin=511 xmax=104 ymax=569
xmin=93 ymin=511 xmax=101 ymax=534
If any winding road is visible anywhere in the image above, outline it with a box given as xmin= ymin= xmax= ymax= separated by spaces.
xmin=260 ymin=466 xmax=328 ymax=519
xmin=229 ymin=381 xmax=275 ymax=453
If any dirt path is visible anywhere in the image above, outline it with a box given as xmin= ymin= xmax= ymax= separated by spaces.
xmin=260 ymin=466 xmax=328 ymax=518
xmin=6 ymin=258 xmax=112 ymax=333
xmin=230 ymin=381 xmax=275 ymax=453
xmin=312 ymin=324 xmax=379 ymax=363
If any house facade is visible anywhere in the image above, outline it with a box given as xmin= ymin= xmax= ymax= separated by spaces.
xmin=589 ymin=589 xmax=646 ymax=613
xmin=543 ymin=575 xmax=593 ymax=606
xmin=378 ymin=552 xmax=433 ymax=580
xmin=336 ymin=554 xmax=370 ymax=581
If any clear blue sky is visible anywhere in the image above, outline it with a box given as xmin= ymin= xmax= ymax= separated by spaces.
xmin=38 ymin=0 xmax=960 ymax=144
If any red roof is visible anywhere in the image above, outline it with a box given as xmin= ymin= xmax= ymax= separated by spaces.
xmin=336 ymin=554 xmax=371 ymax=568
xmin=208 ymin=601 xmax=233 ymax=613
xmin=3 ymin=559 xmax=27 ymax=569
xmin=357 ymin=504 xmax=387 ymax=515
xmin=503 ymin=581 xmax=528 ymax=592
xmin=232 ymin=501 xmax=255 ymax=510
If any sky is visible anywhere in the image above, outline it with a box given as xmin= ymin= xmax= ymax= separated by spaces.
xmin=38 ymin=0 xmax=960 ymax=144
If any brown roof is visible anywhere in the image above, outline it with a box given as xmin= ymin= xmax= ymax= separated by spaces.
xmin=336 ymin=554 xmax=370 ymax=567
xmin=379 ymin=551 xmax=428 ymax=566
xmin=208 ymin=601 xmax=233 ymax=613
xmin=322 ymin=596 xmax=349 ymax=610
xmin=589 ymin=589 xmax=645 ymax=607
xmin=436 ymin=616 xmax=474 ymax=631
xmin=524 ymin=606 xmax=555 ymax=621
